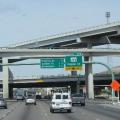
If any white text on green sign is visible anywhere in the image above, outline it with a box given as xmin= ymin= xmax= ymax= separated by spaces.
xmin=41 ymin=58 xmax=64 ymax=68
xmin=65 ymin=55 xmax=82 ymax=71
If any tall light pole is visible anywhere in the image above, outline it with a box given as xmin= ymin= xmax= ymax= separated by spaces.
xmin=105 ymin=12 xmax=112 ymax=73
xmin=105 ymin=12 xmax=110 ymax=24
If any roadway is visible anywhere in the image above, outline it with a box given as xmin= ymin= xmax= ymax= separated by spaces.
xmin=0 ymin=100 xmax=120 ymax=120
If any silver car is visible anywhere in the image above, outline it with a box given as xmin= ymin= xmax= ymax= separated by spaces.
xmin=0 ymin=98 xmax=7 ymax=109
xmin=25 ymin=95 xmax=36 ymax=105
xmin=72 ymin=93 xmax=85 ymax=106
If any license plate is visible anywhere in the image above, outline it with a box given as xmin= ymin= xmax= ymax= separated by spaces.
xmin=56 ymin=104 xmax=60 ymax=106
xmin=63 ymin=102 xmax=68 ymax=104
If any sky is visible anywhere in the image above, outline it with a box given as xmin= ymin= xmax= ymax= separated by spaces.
xmin=0 ymin=0 xmax=120 ymax=78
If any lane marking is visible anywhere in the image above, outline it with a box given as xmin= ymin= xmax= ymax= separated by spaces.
xmin=96 ymin=118 xmax=101 ymax=120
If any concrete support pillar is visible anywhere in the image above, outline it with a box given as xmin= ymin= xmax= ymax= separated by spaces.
xmin=85 ymin=56 xmax=94 ymax=99
xmin=76 ymin=79 xmax=80 ymax=93
xmin=85 ymin=42 xmax=94 ymax=99
xmin=9 ymin=86 xmax=13 ymax=99
xmin=85 ymin=56 xmax=89 ymax=97
xmin=87 ymin=57 xmax=94 ymax=99
xmin=2 ymin=58 xmax=9 ymax=99
xmin=71 ymin=71 xmax=80 ymax=93
xmin=70 ymin=83 xmax=77 ymax=94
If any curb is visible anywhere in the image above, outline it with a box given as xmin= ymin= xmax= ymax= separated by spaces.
xmin=6 ymin=99 xmax=17 ymax=102
xmin=86 ymin=99 xmax=114 ymax=104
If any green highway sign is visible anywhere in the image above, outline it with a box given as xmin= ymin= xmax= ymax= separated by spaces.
xmin=41 ymin=58 xmax=64 ymax=68
xmin=65 ymin=54 xmax=82 ymax=71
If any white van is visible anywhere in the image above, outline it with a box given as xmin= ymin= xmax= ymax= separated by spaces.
xmin=50 ymin=92 xmax=72 ymax=113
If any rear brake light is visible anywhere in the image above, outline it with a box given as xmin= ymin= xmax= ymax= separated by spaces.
xmin=69 ymin=102 xmax=72 ymax=104
xmin=52 ymin=102 xmax=55 ymax=105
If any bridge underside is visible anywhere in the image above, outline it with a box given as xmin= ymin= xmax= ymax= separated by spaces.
xmin=10 ymin=81 xmax=77 ymax=88
xmin=8 ymin=79 xmax=115 ymax=98
xmin=0 ymin=77 xmax=119 ymax=99
xmin=9 ymin=80 xmax=112 ymax=88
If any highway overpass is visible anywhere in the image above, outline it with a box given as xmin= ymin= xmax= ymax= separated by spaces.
xmin=1 ymin=73 xmax=120 ymax=85
xmin=6 ymin=21 xmax=120 ymax=49
xmin=1 ymin=48 xmax=120 ymax=58
xmin=0 ymin=74 xmax=120 ymax=98
xmin=1 ymin=21 xmax=120 ymax=99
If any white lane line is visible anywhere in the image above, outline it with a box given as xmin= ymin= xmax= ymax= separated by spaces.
xmin=96 ymin=118 xmax=101 ymax=120
xmin=44 ymin=113 xmax=48 ymax=116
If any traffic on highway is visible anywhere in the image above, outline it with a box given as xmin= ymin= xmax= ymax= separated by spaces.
xmin=0 ymin=87 xmax=120 ymax=120
xmin=0 ymin=98 xmax=120 ymax=120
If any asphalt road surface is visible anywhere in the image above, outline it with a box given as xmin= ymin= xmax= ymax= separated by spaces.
xmin=0 ymin=100 xmax=120 ymax=120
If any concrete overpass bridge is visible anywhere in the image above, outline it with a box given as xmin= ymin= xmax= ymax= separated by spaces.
xmin=0 ymin=74 xmax=120 ymax=98
xmin=1 ymin=21 xmax=120 ymax=99
xmin=8 ymin=73 xmax=120 ymax=87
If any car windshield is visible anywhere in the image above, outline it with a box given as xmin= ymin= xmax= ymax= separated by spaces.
xmin=55 ymin=95 xmax=61 ymax=99
xmin=27 ymin=94 xmax=34 ymax=98
xmin=62 ymin=95 xmax=68 ymax=99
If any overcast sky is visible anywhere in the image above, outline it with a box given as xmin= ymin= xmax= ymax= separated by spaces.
xmin=0 ymin=0 xmax=120 ymax=78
